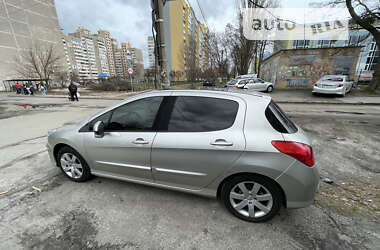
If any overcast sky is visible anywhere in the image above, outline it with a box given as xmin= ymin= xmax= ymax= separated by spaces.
xmin=55 ymin=0 xmax=316 ymax=68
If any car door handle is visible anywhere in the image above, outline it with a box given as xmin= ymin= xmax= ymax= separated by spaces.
xmin=210 ymin=139 xmax=233 ymax=146
xmin=132 ymin=138 xmax=149 ymax=145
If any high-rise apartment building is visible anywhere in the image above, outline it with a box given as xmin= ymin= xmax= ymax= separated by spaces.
xmin=98 ymin=30 xmax=117 ymax=77
xmin=0 ymin=0 xmax=66 ymax=90
xmin=92 ymin=35 xmax=110 ymax=76
xmin=131 ymin=47 xmax=144 ymax=80
xmin=147 ymin=36 xmax=155 ymax=69
xmin=63 ymin=28 xmax=99 ymax=80
xmin=62 ymin=28 xmax=144 ymax=81
xmin=163 ymin=0 xmax=208 ymax=80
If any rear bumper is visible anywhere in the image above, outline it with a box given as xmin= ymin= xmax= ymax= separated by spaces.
xmin=276 ymin=161 xmax=319 ymax=208
xmin=312 ymin=86 xmax=344 ymax=95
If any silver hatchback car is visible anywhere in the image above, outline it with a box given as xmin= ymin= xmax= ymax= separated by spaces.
xmin=47 ymin=90 xmax=319 ymax=222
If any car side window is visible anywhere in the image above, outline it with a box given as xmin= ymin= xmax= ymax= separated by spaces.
xmin=166 ymin=96 xmax=239 ymax=132
xmin=107 ymin=96 xmax=164 ymax=132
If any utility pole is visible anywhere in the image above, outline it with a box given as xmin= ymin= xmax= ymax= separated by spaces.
xmin=152 ymin=0 xmax=171 ymax=88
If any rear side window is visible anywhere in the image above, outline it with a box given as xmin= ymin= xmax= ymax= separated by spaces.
xmin=167 ymin=96 xmax=239 ymax=132
xmin=265 ymin=101 xmax=298 ymax=134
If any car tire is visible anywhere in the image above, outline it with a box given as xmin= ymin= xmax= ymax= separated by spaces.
xmin=57 ymin=146 xmax=92 ymax=182
xmin=266 ymin=86 xmax=274 ymax=93
xmin=221 ymin=175 xmax=282 ymax=222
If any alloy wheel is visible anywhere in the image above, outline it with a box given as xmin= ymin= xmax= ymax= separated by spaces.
xmin=60 ymin=153 xmax=83 ymax=179
xmin=229 ymin=181 xmax=273 ymax=218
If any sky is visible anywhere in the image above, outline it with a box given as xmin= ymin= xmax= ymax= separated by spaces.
xmin=55 ymin=0 xmax=317 ymax=68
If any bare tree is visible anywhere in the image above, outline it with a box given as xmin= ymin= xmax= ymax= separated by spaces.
xmin=15 ymin=42 xmax=63 ymax=89
xmin=318 ymin=0 xmax=379 ymax=89
xmin=225 ymin=0 xmax=277 ymax=76
xmin=55 ymin=71 xmax=69 ymax=88
xmin=70 ymin=71 xmax=80 ymax=83
xmin=207 ymin=32 xmax=230 ymax=79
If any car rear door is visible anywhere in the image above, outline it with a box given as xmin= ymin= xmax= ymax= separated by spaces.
xmin=82 ymin=95 xmax=164 ymax=181
xmin=151 ymin=93 xmax=246 ymax=190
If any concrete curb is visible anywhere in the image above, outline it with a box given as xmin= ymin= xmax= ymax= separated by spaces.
xmin=6 ymin=94 xmax=126 ymax=101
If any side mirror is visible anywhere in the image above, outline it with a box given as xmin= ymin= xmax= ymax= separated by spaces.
xmin=93 ymin=121 xmax=105 ymax=138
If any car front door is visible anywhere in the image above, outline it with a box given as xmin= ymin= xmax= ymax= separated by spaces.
xmin=82 ymin=96 xmax=164 ymax=181
xmin=256 ymin=79 xmax=266 ymax=91
xmin=151 ymin=94 xmax=246 ymax=190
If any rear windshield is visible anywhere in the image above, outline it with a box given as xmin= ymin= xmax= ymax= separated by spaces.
xmin=265 ymin=101 xmax=298 ymax=134
xmin=228 ymin=80 xmax=238 ymax=85
xmin=326 ymin=78 xmax=343 ymax=82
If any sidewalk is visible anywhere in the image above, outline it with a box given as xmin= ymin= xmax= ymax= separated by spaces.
xmin=269 ymin=89 xmax=380 ymax=105
xmin=3 ymin=89 xmax=380 ymax=105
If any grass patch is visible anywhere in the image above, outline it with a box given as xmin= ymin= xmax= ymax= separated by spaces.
xmin=315 ymin=177 xmax=380 ymax=220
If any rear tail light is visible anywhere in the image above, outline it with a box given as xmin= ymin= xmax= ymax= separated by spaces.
xmin=235 ymin=85 xmax=239 ymax=89
xmin=271 ymin=141 xmax=314 ymax=167
xmin=314 ymin=83 xmax=320 ymax=87
xmin=337 ymin=83 xmax=344 ymax=87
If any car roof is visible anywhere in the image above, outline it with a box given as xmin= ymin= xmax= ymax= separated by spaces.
xmin=323 ymin=75 xmax=347 ymax=78
xmin=147 ymin=89 xmax=272 ymax=102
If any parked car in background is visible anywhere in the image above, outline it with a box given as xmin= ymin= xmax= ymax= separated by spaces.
xmin=47 ymin=90 xmax=319 ymax=222
xmin=236 ymin=74 xmax=258 ymax=79
xmin=226 ymin=78 xmax=254 ymax=88
xmin=203 ymin=79 xmax=216 ymax=87
xmin=313 ymin=75 xmax=354 ymax=97
xmin=243 ymin=78 xmax=275 ymax=93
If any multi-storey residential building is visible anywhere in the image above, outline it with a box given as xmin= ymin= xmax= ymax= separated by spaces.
xmin=62 ymin=28 xmax=144 ymax=81
xmin=63 ymin=28 xmax=99 ymax=81
xmin=131 ymin=47 xmax=144 ymax=80
xmin=114 ymin=49 xmax=124 ymax=77
xmin=0 ymin=0 xmax=66 ymax=90
xmin=92 ymin=35 xmax=110 ymax=76
xmin=98 ymin=30 xmax=117 ymax=77
xmin=163 ymin=0 xmax=208 ymax=80
xmin=272 ymin=21 xmax=379 ymax=82
xmin=147 ymin=36 xmax=155 ymax=69
xmin=197 ymin=23 xmax=208 ymax=70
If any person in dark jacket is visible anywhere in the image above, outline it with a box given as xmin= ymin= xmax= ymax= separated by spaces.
xmin=68 ymin=82 xmax=78 ymax=101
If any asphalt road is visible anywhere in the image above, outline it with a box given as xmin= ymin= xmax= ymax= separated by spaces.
xmin=0 ymin=95 xmax=379 ymax=250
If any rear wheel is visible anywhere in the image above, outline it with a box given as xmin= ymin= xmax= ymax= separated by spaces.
xmin=57 ymin=146 xmax=91 ymax=182
xmin=221 ymin=175 xmax=282 ymax=222
xmin=267 ymin=86 xmax=274 ymax=93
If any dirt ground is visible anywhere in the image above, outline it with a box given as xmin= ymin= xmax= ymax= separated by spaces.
xmin=0 ymin=93 xmax=379 ymax=250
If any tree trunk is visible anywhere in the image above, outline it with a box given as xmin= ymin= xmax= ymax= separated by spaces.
xmin=345 ymin=0 xmax=380 ymax=90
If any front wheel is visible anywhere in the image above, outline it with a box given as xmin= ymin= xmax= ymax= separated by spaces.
xmin=57 ymin=146 xmax=91 ymax=182
xmin=266 ymin=86 xmax=274 ymax=93
xmin=221 ymin=175 xmax=282 ymax=222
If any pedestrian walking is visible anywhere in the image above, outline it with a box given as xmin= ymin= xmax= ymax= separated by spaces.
xmin=40 ymin=84 xmax=46 ymax=96
xmin=25 ymin=84 xmax=31 ymax=95
xmin=30 ymin=84 xmax=35 ymax=95
xmin=68 ymin=82 xmax=78 ymax=101
xmin=15 ymin=83 xmax=22 ymax=94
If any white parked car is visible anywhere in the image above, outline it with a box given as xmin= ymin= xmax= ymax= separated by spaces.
xmin=226 ymin=79 xmax=253 ymax=88
xmin=313 ymin=75 xmax=354 ymax=97
xmin=243 ymin=78 xmax=275 ymax=93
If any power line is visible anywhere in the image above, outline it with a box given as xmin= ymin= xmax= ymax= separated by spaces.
xmin=195 ymin=0 xmax=209 ymax=28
